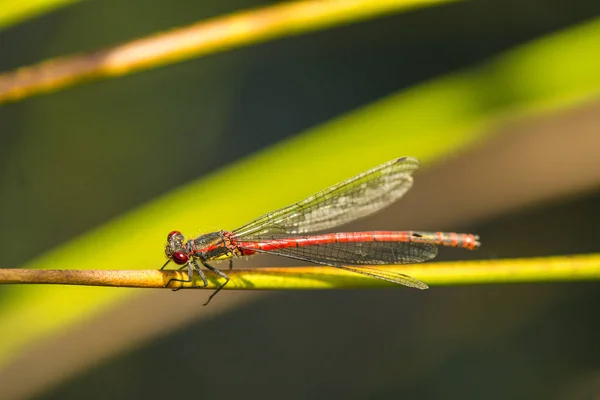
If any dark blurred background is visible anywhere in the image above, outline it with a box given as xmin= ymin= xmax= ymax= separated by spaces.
xmin=1 ymin=0 xmax=599 ymax=399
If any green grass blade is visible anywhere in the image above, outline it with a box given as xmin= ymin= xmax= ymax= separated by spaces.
xmin=0 ymin=0 xmax=457 ymax=102
xmin=1 ymin=15 xmax=600 ymax=370
xmin=0 ymin=0 xmax=80 ymax=30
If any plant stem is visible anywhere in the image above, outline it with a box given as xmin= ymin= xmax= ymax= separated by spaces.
xmin=1 ymin=253 xmax=598 ymax=290
xmin=0 ymin=0 xmax=455 ymax=103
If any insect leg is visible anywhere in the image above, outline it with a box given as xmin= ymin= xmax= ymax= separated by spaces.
xmin=164 ymin=261 xmax=194 ymax=291
xmin=201 ymin=261 xmax=230 ymax=306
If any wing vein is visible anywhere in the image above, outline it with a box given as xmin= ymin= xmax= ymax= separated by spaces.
xmin=233 ymin=157 xmax=420 ymax=238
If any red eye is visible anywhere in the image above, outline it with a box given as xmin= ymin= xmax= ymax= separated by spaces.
xmin=168 ymin=230 xmax=181 ymax=240
xmin=172 ymin=251 xmax=189 ymax=265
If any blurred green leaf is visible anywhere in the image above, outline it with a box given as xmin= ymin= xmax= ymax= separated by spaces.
xmin=1 ymin=13 xmax=600 ymax=372
xmin=0 ymin=0 xmax=80 ymax=30
xmin=0 ymin=0 xmax=456 ymax=102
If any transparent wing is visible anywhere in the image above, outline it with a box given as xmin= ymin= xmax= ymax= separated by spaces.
xmin=235 ymin=238 xmax=435 ymax=290
xmin=335 ymin=265 xmax=429 ymax=290
xmin=233 ymin=157 xmax=420 ymax=238
xmin=235 ymin=237 xmax=437 ymax=265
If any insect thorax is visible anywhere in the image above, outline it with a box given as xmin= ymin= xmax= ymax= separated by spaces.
xmin=192 ymin=231 xmax=236 ymax=261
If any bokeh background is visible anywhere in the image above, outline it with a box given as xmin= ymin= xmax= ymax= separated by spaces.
xmin=1 ymin=0 xmax=600 ymax=399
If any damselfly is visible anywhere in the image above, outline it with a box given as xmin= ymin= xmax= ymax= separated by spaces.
xmin=162 ymin=157 xmax=480 ymax=303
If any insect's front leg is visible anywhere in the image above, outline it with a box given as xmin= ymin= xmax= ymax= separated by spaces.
xmin=192 ymin=259 xmax=208 ymax=287
xmin=187 ymin=261 xmax=195 ymax=281
xmin=164 ymin=261 xmax=193 ymax=291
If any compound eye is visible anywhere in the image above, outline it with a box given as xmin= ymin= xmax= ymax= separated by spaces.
xmin=168 ymin=230 xmax=182 ymax=241
xmin=172 ymin=251 xmax=189 ymax=265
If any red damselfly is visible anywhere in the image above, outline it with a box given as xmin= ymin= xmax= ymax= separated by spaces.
xmin=162 ymin=157 xmax=480 ymax=304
